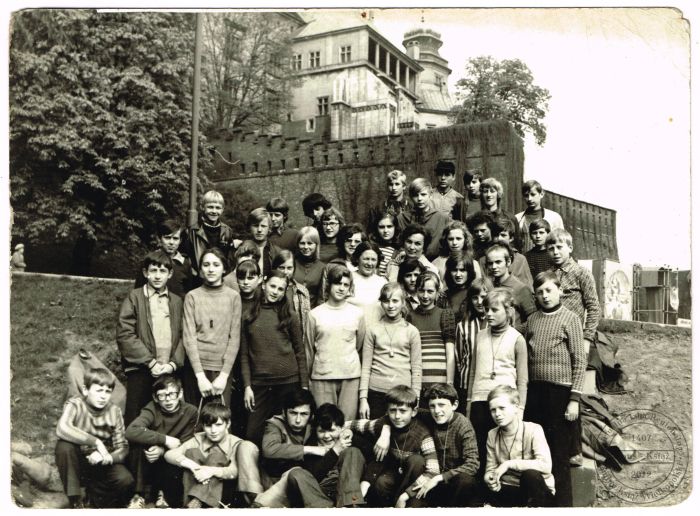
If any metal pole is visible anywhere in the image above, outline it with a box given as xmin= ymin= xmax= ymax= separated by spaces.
xmin=188 ymin=12 xmax=203 ymax=228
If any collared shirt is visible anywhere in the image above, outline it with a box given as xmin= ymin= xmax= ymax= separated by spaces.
xmin=167 ymin=432 xmax=243 ymax=480
xmin=430 ymin=188 xmax=465 ymax=221
xmin=553 ymin=258 xmax=601 ymax=341
xmin=144 ymin=284 xmax=172 ymax=363
xmin=171 ymin=251 xmax=185 ymax=265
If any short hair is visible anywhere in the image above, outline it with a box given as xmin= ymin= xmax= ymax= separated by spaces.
xmin=387 ymin=169 xmax=407 ymax=185
xmin=435 ymin=160 xmax=455 ymax=176
xmin=546 ymin=228 xmax=573 ymax=247
xmin=152 ymin=375 xmax=182 ymax=396
xmin=467 ymin=276 xmax=494 ymax=298
xmin=199 ymin=247 xmax=229 ymax=273
xmin=533 ymin=270 xmax=561 ymax=291
xmin=247 ymin=207 xmax=271 ymax=227
xmin=408 ymin=177 xmax=432 ymax=198
xmin=529 ymin=218 xmax=551 ymax=234
xmin=494 ymin=214 xmax=516 ymax=238
xmin=416 ymin=271 xmax=441 ymax=291
xmin=201 ymin=190 xmax=224 ymax=207
xmin=400 ymin=223 xmax=430 ymax=251
xmin=485 ymin=241 xmax=514 ymax=262
xmin=444 ymin=253 xmax=477 ymax=291
xmin=233 ymin=240 xmax=261 ymax=268
xmin=296 ymin=226 xmax=321 ymax=260
xmin=321 ymin=207 xmax=345 ymax=226
xmin=324 ymin=264 xmax=354 ymax=298
xmin=200 ymin=402 xmax=231 ymax=426
xmin=272 ymin=249 xmax=295 ymax=271
xmin=351 ymin=241 xmax=381 ymax=267
xmin=385 ymin=385 xmax=418 ymax=408
xmin=283 ymin=387 xmax=316 ymax=414
xmin=83 ymin=368 xmax=115 ymax=389
xmin=398 ymin=259 xmax=427 ymax=285
xmin=463 ymin=169 xmax=482 ymax=184
xmin=266 ymin=197 xmax=289 ymax=218
xmin=379 ymin=281 xmax=405 ymax=304
xmin=522 ymin=180 xmax=544 ymax=196
xmin=423 ymin=383 xmax=458 ymax=404
xmin=142 ymin=250 xmax=173 ymax=271
xmin=466 ymin=210 xmax=497 ymax=234
xmin=438 ymin=221 xmax=473 ymax=256
xmin=336 ymin=222 xmax=367 ymax=258
xmin=156 ymin=219 xmax=182 ymax=238
xmin=314 ymin=403 xmax=345 ymax=430
xmin=480 ymin=177 xmax=503 ymax=199
xmin=483 ymin=287 xmax=515 ymax=312
xmin=487 ymin=384 xmax=520 ymax=406
xmin=302 ymin=193 xmax=332 ymax=218
xmin=235 ymin=258 xmax=261 ymax=279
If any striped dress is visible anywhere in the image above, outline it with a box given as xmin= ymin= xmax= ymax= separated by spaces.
xmin=408 ymin=306 xmax=456 ymax=385
xmin=377 ymin=244 xmax=397 ymax=278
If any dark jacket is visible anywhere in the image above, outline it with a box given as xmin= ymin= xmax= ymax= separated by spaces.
xmin=180 ymin=219 xmax=236 ymax=274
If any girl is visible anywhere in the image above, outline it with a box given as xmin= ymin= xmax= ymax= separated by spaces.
xmin=468 ymin=287 xmax=528 ymax=479
xmin=431 ymin=221 xmax=482 ymax=285
xmin=370 ymin=211 xmax=400 ymax=278
xmin=397 ymin=259 xmax=427 ymax=311
xmin=273 ymin=249 xmax=311 ymax=345
xmin=319 ymin=207 xmax=345 ymax=262
xmin=306 ymin=264 xmax=365 ymax=420
xmin=293 ymin=226 xmax=325 ymax=308
xmin=241 ymin=271 xmax=308 ymax=443
xmin=454 ymin=277 xmax=493 ymax=415
xmin=441 ymin=252 xmax=477 ymax=320
xmin=320 ymin=223 xmax=367 ymax=302
xmin=480 ymin=177 xmax=522 ymax=251
xmin=359 ymin=282 xmax=422 ymax=419
xmin=223 ymin=239 xmax=260 ymax=291
xmin=407 ymin=271 xmax=455 ymax=396
xmin=348 ymin=241 xmax=387 ymax=308
xmin=386 ymin=223 xmax=439 ymax=282
xmin=182 ymin=248 xmax=241 ymax=409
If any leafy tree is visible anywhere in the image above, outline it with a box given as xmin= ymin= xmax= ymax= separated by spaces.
xmin=10 ymin=10 xmax=213 ymax=274
xmin=200 ymin=12 xmax=299 ymax=136
xmin=450 ymin=56 xmax=551 ymax=146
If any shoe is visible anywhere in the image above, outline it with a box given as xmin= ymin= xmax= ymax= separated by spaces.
xmin=127 ymin=494 xmax=146 ymax=509
xmin=187 ymin=497 xmax=203 ymax=509
xmin=569 ymin=453 xmax=583 ymax=467
xmin=154 ymin=490 xmax=170 ymax=509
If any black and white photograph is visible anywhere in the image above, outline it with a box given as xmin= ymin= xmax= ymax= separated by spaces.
xmin=2 ymin=1 xmax=694 ymax=511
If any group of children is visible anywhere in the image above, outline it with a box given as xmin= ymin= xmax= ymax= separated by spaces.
xmin=55 ymin=161 xmax=601 ymax=508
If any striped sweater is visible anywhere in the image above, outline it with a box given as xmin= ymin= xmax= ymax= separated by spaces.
xmin=525 ymin=306 xmax=586 ymax=400
xmin=551 ymin=258 xmax=601 ymax=341
xmin=454 ymin=316 xmax=487 ymax=393
xmin=407 ymin=306 xmax=455 ymax=384
xmin=56 ymin=397 xmax=128 ymax=463
xmin=416 ymin=410 xmax=480 ymax=479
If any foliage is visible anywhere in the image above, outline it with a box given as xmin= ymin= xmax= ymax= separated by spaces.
xmin=200 ymin=12 xmax=299 ymax=136
xmin=217 ymin=182 xmax=266 ymax=237
xmin=450 ymin=56 xmax=551 ymax=146
xmin=9 ymin=10 xmax=213 ymax=273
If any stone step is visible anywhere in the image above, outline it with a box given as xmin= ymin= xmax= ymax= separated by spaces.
xmin=572 ymin=457 xmax=598 ymax=507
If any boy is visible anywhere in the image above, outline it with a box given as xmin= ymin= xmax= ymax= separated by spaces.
xmin=463 ymin=169 xmax=483 ymax=218
xmin=180 ymin=190 xmax=236 ymax=281
xmin=466 ymin=210 xmax=497 ymax=261
xmin=247 ymin=207 xmax=280 ymax=278
xmin=546 ymin=228 xmax=601 ymax=353
xmin=135 ymin=220 xmax=194 ymax=298
xmin=515 ymin=180 xmax=565 ymax=252
xmin=431 ymin=160 xmax=465 ymax=222
xmin=164 ymin=402 xmax=262 ymax=508
xmin=302 ymin=192 xmax=332 ymax=235
xmin=409 ymin=384 xmax=480 ymax=507
xmin=484 ymin=242 xmax=537 ymax=334
xmin=125 ymin=375 xmax=198 ymax=508
xmin=118 ymin=250 xmax=184 ymax=426
xmin=524 ymin=271 xmax=586 ymax=507
xmin=491 ymin=215 xmax=534 ymax=288
xmin=284 ymin=403 xmax=366 ymax=507
xmin=348 ymin=385 xmax=439 ymax=508
xmin=524 ymin=219 xmax=554 ymax=280
xmin=398 ymin=178 xmax=451 ymax=260
xmin=367 ymin=169 xmax=410 ymax=231
xmin=55 ymin=368 xmax=134 ymax=508
xmin=267 ymin=197 xmax=299 ymax=251
xmin=485 ymin=385 xmax=555 ymax=507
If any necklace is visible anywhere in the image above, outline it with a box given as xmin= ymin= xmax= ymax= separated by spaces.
xmin=489 ymin=329 xmax=507 ymax=380
xmin=498 ymin=420 xmax=521 ymax=459
xmin=435 ymin=425 xmax=451 ymax=470
xmin=392 ymin=425 xmax=412 ymax=474
xmin=383 ymin=321 xmax=400 ymax=357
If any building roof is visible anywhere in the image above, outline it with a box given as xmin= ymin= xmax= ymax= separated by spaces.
xmin=293 ymin=11 xmax=372 ymax=39
xmin=418 ymin=89 xmax=456 ymax=113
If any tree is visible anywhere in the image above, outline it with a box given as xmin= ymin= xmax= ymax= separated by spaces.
xmin=10 ymin=10 xmax=213 ymax=274
xmin=200 ymin=12 xmax=299 ymax=136
xmin=450 ymin=56 xmax=551 ymax=146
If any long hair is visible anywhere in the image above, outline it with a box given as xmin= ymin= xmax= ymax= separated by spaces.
xmin=244 ymin=270 xmax=293 ymax=337
xmin=444 ymin=252 xmax=477 ymax=292
xmin=370 ymin=211 xmax=400 ymax=247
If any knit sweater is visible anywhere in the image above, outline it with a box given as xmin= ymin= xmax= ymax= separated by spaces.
xmin=480 ymin=253 xmax=533 ymax=292
xmin=496 ymin=275 xmax=537 ymax=334
xmin=56 ymin=397 xmax=128 ymax=463
xmin=407 ymin=306 xmax=455 ymax=384
xmin=360 ymin=318 xmax=422 ymax=398
xmin=306 ymin=302 xmax=365 ymax=380
xmin=525 ymin=246 xmax=554 ymax=281
xmin=486 ymin=421 xmax=555 ymax=494
xmin=125 ymin=400 xmax=198 ymax=446
xmin=525 ymin=306 xmax=586 ymax=400
xmin=183 ymin=284 xmax=241 ymax=375
xmin=416 ymin=410 xmax=480 ymax=480
xmin=294 ymin=257 xmax=326 ymax=308
xmin=241 ymin=304 xmax=308 ymax=387
xmin=269 ymin=226 xmax=299 ymax=252
xmin=552 ymin=258 xmax=601 ymax=341
xmin=515 ymin=208 xmax=565 ymax=252
xmin=430 ymin=188 xmax=465 ymax=222
xmin=471 ymin=326 xmax=528 ymax=405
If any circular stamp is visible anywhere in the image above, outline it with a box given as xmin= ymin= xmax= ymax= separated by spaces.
xmin=596 ymin=409 xmax=689 ymax=504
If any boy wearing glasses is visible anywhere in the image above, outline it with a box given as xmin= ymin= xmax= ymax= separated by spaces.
xmin=125 ymin=375 xmax=198 ymax=508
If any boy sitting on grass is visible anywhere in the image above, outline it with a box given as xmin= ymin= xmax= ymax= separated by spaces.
xmin=55 ymin=368 xmax=134 ymax=508
xmin=164 ymin=402 xmax=262 ymax=508
xmin=348 ymin=385 xmax=439 ymax=508
xmin=125 ymin=375 xmax=198 ymax=508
